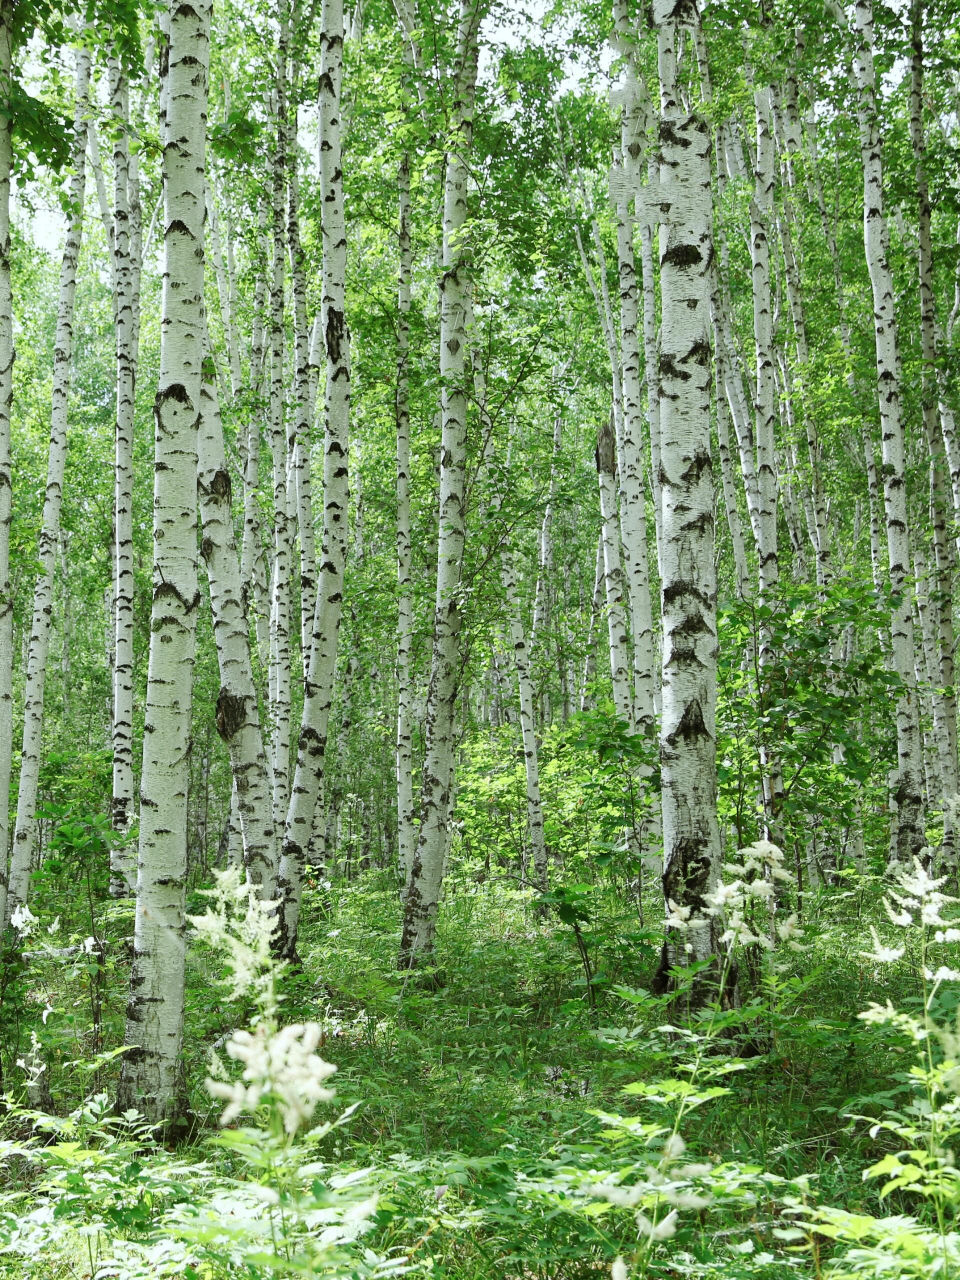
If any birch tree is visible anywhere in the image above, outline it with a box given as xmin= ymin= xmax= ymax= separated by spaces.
xmin=117 ymin=0 xmax=211 ymax=1124
xmin=0 ymin=0 xmax=14 ymax=924
xmin=847 ymin=0 xmax=926 ymax=862
xmin=651 ymin=0 xmax=720 ymax=995
xmin=400 ymin=0 xmax=483 ymax=967
xmin=279 ymin=0 xmax=351 ymax=958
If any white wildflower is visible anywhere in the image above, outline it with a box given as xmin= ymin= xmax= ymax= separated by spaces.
xmin=861 ymin=926 xmax=904 ymax=965
xmin=636 ymin=1209 xmax=678 ymax=1241
xmin=207 ymin=1021 xmax=337 ymax=1135
xmin=594 ymin=1183 xmax=644 ymax=1208
xmin=925 ymin=966 xmax=960 ymax=984
xmin=82 ymin=936 xmax=97 ymax=954
xmin=41 ymin=1001 xmax=54 ymax=1025
xmin=751 ymin=839 xmax=785 ymax=862
xmin=883 ymin=899 xmax=913 ymax=928
xmin=747 ymin=879 xmax=775 ymax=900
xmin=936 ymin=929 xmax=960 ymax=943
xmin=612 ymin=1259 xmax=628 ymax=1280
xmin=922 ymin=902 xmax=948 ymax=927
xmin=706 ymin=881 xmax=742 ymax=909
xmin=46 ymin=917 xmax=60 ymax=936
xmin=680 ymin=1162 xmax=713 ymax=1177
xmin=776 ymin=913 xmax=804 ymax=942
xmin=668 ymin=1191 xmax=711 ymax=1209
xmin=10 ymin=904 xmax=38 ymax=936
xmin=662 ymin=1133 xmax=686 ymax=1162
xmin=664 ymin=900 xmax=692 ymax=931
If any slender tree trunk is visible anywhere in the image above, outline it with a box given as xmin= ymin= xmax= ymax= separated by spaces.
xmin=7 ymin=45 xmax=90 ymax=921
xmin=279 ymin=0 xmax=351 ymax=958
xmin=400 ymin=0 xmax=482 ymax=968
xmin=909 ymin=0 xmax=959 ymax=839
xmin=288 ymin=100 xmax=317 ymax=668
xmin=750 ymin=85 xmax=779 ymax=600
xmin=198 ymin=341 xmax=278 ymax=893
xmin=396 ymin=148 xmax=416 ymax=888
xmin=268 ymin=9 xmax=293 ymax=841
xmin=651 ymin=0 xmax=720 ymax=995
xmin=596 ymin=416 xmax=634 ymax=726
xmin=109 ymin=60 xmax=140 ymax=896
xmin=0 ymin=0 xmax=15 ymax=924
xmin=117 ymin=0 xmax=211 ymax=1126
xmin=849 ymin=0 xmax=925 ymax=861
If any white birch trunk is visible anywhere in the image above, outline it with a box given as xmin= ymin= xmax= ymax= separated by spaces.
xmin=109 ymin=61 xmax=140 ymax=896
xmin=0 ymin=0 xmax=14 ymax=924
xmin=849 ymin=0 xmax=926 ymax=861
xmin=288 ymin=110 xmax=317 ymax=670
xmin=268 ymin=14 xmax=293 ymax=840
xmin=198 ymin=342 xmax=278 ymax=895
xmin=750 ymin=85 xmax=778 ymax=598
xmin=7 ymin=46 xmax=90 ymax=920
xmin=652 ymin=0 xmax=720 ymax=991
xmin=396 ymin=148 xmax=416 ymax=888
xmin=117 ymin=0 xmax=210 ymax=1126
xmin=399 ymin=0 xmax=482 ymax=967
xmin=278 ymin=0 xmax=351 ymax=958
xmin=596 ymin=416 xmax=634 ymax=726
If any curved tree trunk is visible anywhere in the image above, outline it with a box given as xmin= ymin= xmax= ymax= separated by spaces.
xmin=117 ymin=0 xmax=211 ymax=1127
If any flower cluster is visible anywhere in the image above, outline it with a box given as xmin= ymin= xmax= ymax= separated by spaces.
xmin=207 ymin=1021 xmax=337 ymax=1135
xmin=592 ymin=1131 xmax=712 ymax=1244
xmin=188 ymin=865 xmax=279 ymax=1011
xmin=10 ymin=903 xmax=38 ymax=937
xmin=703 ymin=839 xmax=804 ymax=954
xmin=861 ymin=856 xmax=960 ymax=972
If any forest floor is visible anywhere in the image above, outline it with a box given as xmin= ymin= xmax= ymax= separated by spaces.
xmin=171 ymin=872 xmax=910 ymax=1278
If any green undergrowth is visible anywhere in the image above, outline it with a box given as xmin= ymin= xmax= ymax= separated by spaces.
xmin=2 ymin=868 xmax=957 ymax=1278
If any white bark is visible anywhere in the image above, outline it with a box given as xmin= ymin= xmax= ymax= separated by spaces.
xmin=109 ymin=61 xmax=140 ymax=897
xmin=849 ymin=0 xmax=926 ymax=861
xmin=653 ymin=0 xmax=720 ymax=989
xmin=198 ymin=341 xmax=278 ymax=894
xmin=400 ymin=0 xmax=482 ymax=967
xmin=0 ymin=0 xmax=12 ymax=925
xmin=396 ymin=148 xmax=416 ymax=887
xmin=750 ymin=85 xmax=778 ymax=598
xmin=288 ymin=109 xmax=317 ymax=670
xmin=596 ymin=416 xmax=634 ymax=726
xmin=279 ymin=0 xmax=351 ymax=958
xmin=118 ymin=0 xmax=210 ymax=1126
xmin=268 ymin=14 xmax=293 ymax=840
xmin=7 ymin=45 xmax=90 ymax=921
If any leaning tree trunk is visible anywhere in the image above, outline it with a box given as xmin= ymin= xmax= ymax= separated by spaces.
xmin=0 ymin=0 xmax=15 ymax=925
xmin=117 ymin=0 xmax=210 ymax=1127
xmin=399 ymin=0 xmax=483 ymax=969
xmin=197 ymin=339 xmax=278 ymax=894
xmin=109 ymin=59 xmax=141 ymax=896
xmin=6 ymin=45 xmax=90 ymax=922
xmin=849 ymin=0 xmax=926 ymax=862
xmin=651 ymin=0 xmax=721 ymax=998
xmin=278 ymin=0 xmax=350 ymax=959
